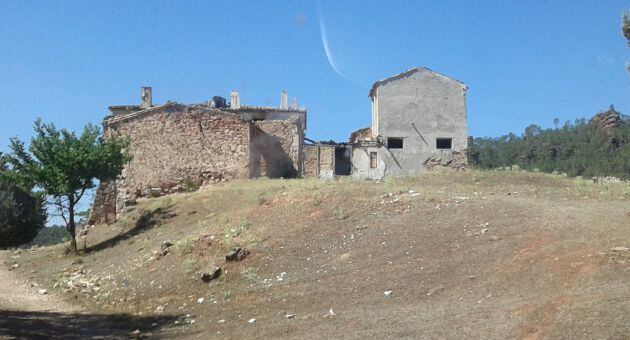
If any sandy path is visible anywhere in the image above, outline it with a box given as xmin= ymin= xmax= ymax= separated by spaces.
xmin=0 ymin=251 xmax=181 ymax=339
xmin=0 ymin=251 xmax=82 ymax=313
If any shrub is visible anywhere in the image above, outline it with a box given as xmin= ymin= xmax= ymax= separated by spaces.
xmin=0 ymin=181 xmax=46 ymax=248
xmin=182 ymin=178 xmax=201 ymax=193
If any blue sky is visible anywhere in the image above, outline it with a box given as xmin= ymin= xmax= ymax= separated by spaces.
xmin=1 ymin=0 xmax=629 ymax=149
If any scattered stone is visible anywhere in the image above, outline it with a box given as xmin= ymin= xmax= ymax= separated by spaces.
xmin=197 ymin=298 xmax=205 ymax=304
xmin=124 ymin=198 xmax=137 ymax=206
xmin=37 ymin=289 xmax=48 ymax=295
xmin=130 ymin=329 xmax=141 ymax=336
xmin=384 ymin=291 xmax=393 ymax=297
xmin=10 ymin=263 xmax=19 ymax=270
xmin=285 ymin=313 xmax=296 ymax=319
xmin=225 ymin=247 xmax=250 ymax=262
xmin=201 ymin=266 xmax=222 ymax=282
xmin=611 ymin=247 xmax=629 ymax=252
xmin=328 ymin=308 xmax=336 ymax=316
xmin=217 ymin=319 xmax=225 ymax=323
xmin=156 ymin=305 xmax=165 ymax=314
xmin=149 ymin=188 xmax=162 ymax=197
xmin=338 ymin=253 xmax=351 ymax=263
xmin=427 ymin=285 xmax=444 ymax=296
xmin=490 ymin=236 xmax=499 ymax=241
xmin=481 ymin=228 xmax=489 ymax=235
xmin=248 ymin=318 xmax=256 ymax=324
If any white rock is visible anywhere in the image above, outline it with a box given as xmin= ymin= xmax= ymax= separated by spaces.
xmin=285 ymin=313 xmax=296 ymax=319
xmin=328 ymin=308 xmax=336 ymax=316
xmin=384 ymin=291 xmax=393 ymax=297
xmin=248 ymin=318 xmax=256 ymax=324
xmin=611 ymin=247 xmax=629 ymax=252
xmin=217 ymin=319 xmax=225 ymax=323
xmin=37 ymin=289 xmax=47 ymax=295
xmin=197 ymin=298 xmax=205 ymax=304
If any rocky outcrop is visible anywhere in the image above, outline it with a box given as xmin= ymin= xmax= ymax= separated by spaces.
xmin=590 ymin=107 xmax=623 ymax=131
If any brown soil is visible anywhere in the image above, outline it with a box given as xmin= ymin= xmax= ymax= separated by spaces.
xmin=6 ymin=171 xmax=630 ymax=339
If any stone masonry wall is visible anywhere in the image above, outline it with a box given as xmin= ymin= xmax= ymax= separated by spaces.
xmin=110 ymin=105 xmax=250 ymax=197
xmin=88 ymin=181 xmax=117 ymax=225
xmin=302 ymin=144 xmax=334 ymax=178
xmin=303 ymin=145 xmax=319 ymax=177
xmin=89 ymin=104 xmax=252 ymax=224
xmin=249 ymin=120 xmax=302 ymax=178
xmin=319 ymin=145 xmax=334 ymax=178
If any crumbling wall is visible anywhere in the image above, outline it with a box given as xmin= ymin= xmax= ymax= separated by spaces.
xmin=319 ymin=145 xmax=334 ymax=178
xmin=351 ymin=145 xmax=385 ymax=180
xmin=88 ymin=181 xmax=117 ymax=225
xmin=110 ymin=105 xmax=250 ymax=195
xmin=302 ymin=144 xmax=335 ymax=178
xmin=89 ymin=105 xmax=251 ymax=224
xmin=249 ymin=120 xmax=302 ymax=178
xmin=303 ymin=145 xmax=319 ymax=177
xmin=423 ymin=150 xmax=468 ymax=172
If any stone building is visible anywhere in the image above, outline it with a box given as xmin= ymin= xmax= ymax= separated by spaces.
xmin=302 ymin=67 xmax=468 ymax=180
xmin=89 ymin=88 xmax=305 ymax=224
xmin=349 ymin=67 xmax=468 ymax=179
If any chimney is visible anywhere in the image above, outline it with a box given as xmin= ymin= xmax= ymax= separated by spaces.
xmin=141 ymin=87 xmax=152 ymax=108
xmin=280 ymin=90 xmax=288 ymax=110
xmin=230 ymin=91 xmax=240 ymax=109
xmin=290 ymin=97 xmax=297 ymax=110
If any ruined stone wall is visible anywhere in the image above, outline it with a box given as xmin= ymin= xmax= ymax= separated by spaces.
xmin=88 ymin=181 xmax=117 ymax=225
xmin=302 ymin=144 xmax=334 ymax=178
xmin=303 ymin=145 xmax=319 ymax=177
xmin=319 ymin=145 xmax=334 ymax=178
xmin=89 ymin=103 xmax=306 ymax=225
xmin=89 ymin=105 xmax=251 ymax=224
xmin=110 ymin=105 xmax=251 ymax=197
xmin=249 ymin=120 xmax=302 ymax=178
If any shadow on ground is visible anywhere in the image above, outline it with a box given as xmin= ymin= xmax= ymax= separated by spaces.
xmin=0 ymin=309 xmax=186 ymax=339
xmin=85 ymin=206 xmax=175 ymax=254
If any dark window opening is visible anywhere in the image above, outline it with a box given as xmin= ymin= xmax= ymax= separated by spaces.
xmin=436 ymin=138 xmax=452 ymax=149
xmin=369 ymin=152 xmax=377 ymax=168
xmin=387 ymin=138 xmax=403 ymax=149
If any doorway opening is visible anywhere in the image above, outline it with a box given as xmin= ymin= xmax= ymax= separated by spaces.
xmin=334 ymin=146 xmax=351 ymax=176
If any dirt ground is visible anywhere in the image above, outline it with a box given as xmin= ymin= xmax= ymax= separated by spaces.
xmin=0 ymin=252 xmax=185 ymax=339
xmin=5 ymin=171 xmax=630 ymax=339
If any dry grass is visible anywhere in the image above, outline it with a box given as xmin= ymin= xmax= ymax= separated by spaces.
xmin=10 ymin=171 xmax=630 ymax=339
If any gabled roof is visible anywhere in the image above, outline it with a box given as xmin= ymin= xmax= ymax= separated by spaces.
xmin=368 ymin=67 xmax=467 ymax=97
xmin=103 ymin=102 xmax=243 ymax=126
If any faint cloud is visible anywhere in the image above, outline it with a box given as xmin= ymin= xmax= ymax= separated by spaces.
xmin=296 ymin=12 xmax=307 ymax=29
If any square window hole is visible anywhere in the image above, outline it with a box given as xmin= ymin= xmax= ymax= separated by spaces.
xmin=436 ymin=138 xmax=452 ymax=149
xmin=387 ymin=138 xmax=403 ymax=149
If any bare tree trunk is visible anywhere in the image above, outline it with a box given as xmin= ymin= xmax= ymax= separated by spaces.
xmin=67 ymin=197 xmax=77 ymax=255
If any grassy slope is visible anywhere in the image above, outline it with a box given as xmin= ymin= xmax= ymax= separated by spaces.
xmin=12 ymin=171 xmax=630 ymax=339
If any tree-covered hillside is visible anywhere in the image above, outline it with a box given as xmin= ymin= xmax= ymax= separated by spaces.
xmin=468 ymin=107 xmax=630 ymax=179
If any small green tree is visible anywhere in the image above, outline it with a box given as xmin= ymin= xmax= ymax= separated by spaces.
xmin=6 ymin=119 xmax=130 ymax=254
